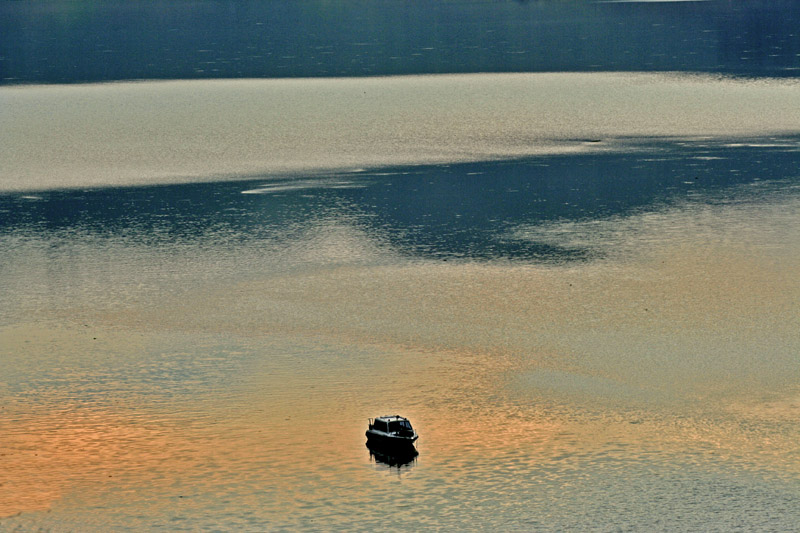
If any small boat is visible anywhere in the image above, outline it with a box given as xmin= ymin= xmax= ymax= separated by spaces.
xmin=366 ymin=415 xmax=418 ymax=451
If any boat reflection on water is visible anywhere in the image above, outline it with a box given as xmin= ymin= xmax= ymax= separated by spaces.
xmin=367 ymin=442 xmax=418 ymax=468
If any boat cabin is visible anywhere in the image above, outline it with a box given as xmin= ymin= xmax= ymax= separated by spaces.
xmin=367 ymin=415 xmax=418 ymax=452
xmin=369 ymin=416 xmax=413 ymax=434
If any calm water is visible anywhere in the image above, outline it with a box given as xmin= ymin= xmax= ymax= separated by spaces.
xmin=2 ymin=1 xmax=800 ymax=531
xmin=2 ymin=0 xmax=799 ymax=83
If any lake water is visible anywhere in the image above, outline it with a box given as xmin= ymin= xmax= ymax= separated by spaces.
xmin=2 ymin=0 xmax=799 ymax=82
xmin=2 ymin=1 xmax=800 ymax=531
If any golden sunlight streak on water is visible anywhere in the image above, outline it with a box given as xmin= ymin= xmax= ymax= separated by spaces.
xmin=0 ymin=406 xmax=176 ymax=517
xmin=3 ymin=73 xmax=800 ymax=191
xmin=108 ymin=233 xmax=795 ymax=403
xmin=0 ymin=324 xmax=559 ymax=520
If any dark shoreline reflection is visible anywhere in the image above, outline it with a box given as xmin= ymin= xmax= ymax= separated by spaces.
xmin=1 ymin=0 xmax=799 ymax=85
xmin=1 ymin=137 xmax=799 ymax=264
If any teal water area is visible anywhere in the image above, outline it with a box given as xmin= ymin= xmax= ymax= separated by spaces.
xmin=2 ymin=0 xmax=799 ymax=84
xmin=3 ymin=137 xmax=798 ymax=263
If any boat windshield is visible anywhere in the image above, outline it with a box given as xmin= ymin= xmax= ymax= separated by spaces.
xmin=388 ymin=420 xmax=412 ymax=432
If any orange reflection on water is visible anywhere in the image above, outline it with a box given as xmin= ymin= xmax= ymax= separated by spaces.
xmin=0 ymin=405 xmax=182 ymax=518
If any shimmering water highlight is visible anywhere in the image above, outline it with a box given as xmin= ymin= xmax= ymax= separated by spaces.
xmin=3 ymin=73 xmax=800 ymax=192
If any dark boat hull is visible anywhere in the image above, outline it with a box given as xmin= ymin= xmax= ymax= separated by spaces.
xmin=365 ymin=430 xmax=418 ymax=452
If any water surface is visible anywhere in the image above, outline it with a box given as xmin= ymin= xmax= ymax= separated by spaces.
xmin=2 ymin=0 xmax=800 ymax=530
xmin=2 ymin=0 xmax=799 ymax=84
xmin=2 ymin=132 xmax=800 ymax=530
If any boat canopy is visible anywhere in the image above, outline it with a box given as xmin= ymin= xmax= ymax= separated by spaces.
xmin=371 ymin=415 xmax=414 ymax=433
